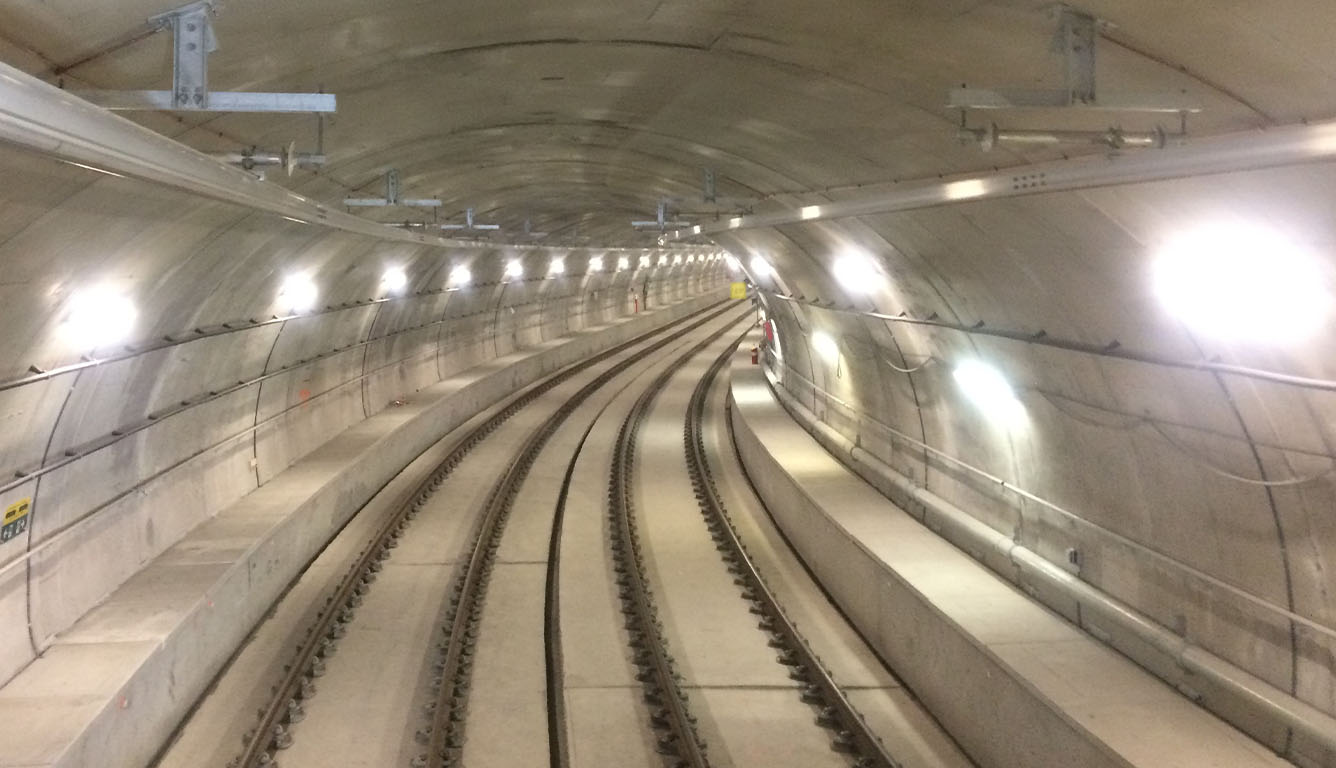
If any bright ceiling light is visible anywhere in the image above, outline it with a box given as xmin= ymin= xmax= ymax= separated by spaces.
xmin=549 ymin=257 xmax=566 ymax=276
xmin=801 ymin=205 xmax=821 ymax=220
xmin=505 ymin=259 xmax=524 ymax=279
xmin=943 ymin=178 xmax=988 ymax=201
xmin=953 ymin=359 xmax=1024 ymax=425
xmin=382 ymin=267 xmax=408 ymax=294
xmin=687 ymin=254 xmax=696 ymax=263
xmin=673 ymin=254 xmax=683 ymax=265
xmin=1154 ymin=222 xmax=1330 ymax=343
xmin=811 ymin=330 xmax=839 ymax=362
xmin=448 ymin=265 xmax=472 ymax=287
xmin=617 ymin=256 xmax=630 ymax=271
xmin=658 ymin=255 xmax=669 ymax=266
xmin=833 ymin=251 xmax=880 ymax=293
xmin=278 ymin=274 xmax=318 ymax=314
xmin=750 ymin=256 xmax=773 ymax=277
xmin=638 ymin=255 xmax=650 ymax=269
xmin=64 ymin=286 xmax=136 ymax=349
xmin=588 ymin=256 xmax=603 ymax=272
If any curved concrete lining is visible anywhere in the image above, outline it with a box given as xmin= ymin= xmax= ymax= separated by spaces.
xmin=727 ymin=347 xmax=1312 ymax=768
xmin=0 ymin=290 xmax=721 ymax=768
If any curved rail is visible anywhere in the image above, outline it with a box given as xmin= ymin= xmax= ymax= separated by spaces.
xmin=607 ymin=322 xmax=756 ymax=767
xmin=416 ymin=304 xmax=743 ymax=768
xmin=685 ymin=331 xmax=901 ymax=767
xmin=229 ymin=300 xmax=730 ymax=768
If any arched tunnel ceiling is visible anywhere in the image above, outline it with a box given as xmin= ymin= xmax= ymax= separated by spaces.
xmin=4 ymin=0 xmax=1335 ymax=245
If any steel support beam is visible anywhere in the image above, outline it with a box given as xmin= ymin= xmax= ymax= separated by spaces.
xmin=77 ymin=90 xmax=336 ymax=113
xmin=0 ymin=60 xmax=454 ymax=247
xmin=681 ymin=118 xmax=1336 ymax=237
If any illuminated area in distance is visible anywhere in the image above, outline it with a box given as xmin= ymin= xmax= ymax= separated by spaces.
xmin=448 ymin=266 xmax=471 ymax=287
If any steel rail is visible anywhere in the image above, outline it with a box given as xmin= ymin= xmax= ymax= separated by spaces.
xmin=230 ymin=300 xmax=729 ymax=768
xmin=684 ymin=330 xmax=901 ymax=767
xmin=419 ymin=304 xmax=744 ymax=768
xmin=608 ymin=321 xmax=760 ymax=768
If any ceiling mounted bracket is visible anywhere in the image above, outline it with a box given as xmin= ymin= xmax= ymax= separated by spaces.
xmin=631 ymin=200 xmax=691 ymax=232
xmin=73 ymin=0 xmax=336 ymax=113
xmin=952 ymin=6 xmax=1196 ymax=152
xmin=948 ymin=6 xmax=1202 ymax=115
xmin=440 ymin=208 xmax=500 ymax=231
xmin=344 ymin=170 xmax=442 ymax=208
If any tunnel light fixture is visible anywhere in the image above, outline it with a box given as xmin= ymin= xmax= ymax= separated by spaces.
xmin=750 ymin=256 xmax=773 ymax=278
xmin=549 ymin=257 xmax=566 ymax=277
xmin=1154 ymin=222 xmax=1330 ymax=343
xmin=505 ymin=259 xmax=524 ymax=280
xmin=617 ymin=256 xmax=630 ymax=271
xmin=953 ymin=359 xmax=1025 ymax=425
xmin=658 ymin=255 xmax=669 ymax=267
xmin=801 ymin=205 xmax=822 ymax=220
xmin=448 ymin=265 xmax=472 ymax=288
xmin=64 ymin=286 xmax=136 ymax=349
xmin=811 ymin=330 xmax=840 ymax=363
xmin=638 ymin=255 xmax=651 ymax=269
xmin=382 ymin=267 xmax=408 ymax=294
xmin=673 ymin=254 xmax=683 ymax=265
xmin=588 ymin=256 xmax=604 ymax=272
xmin=278 ymin=274 xmax=319 ymax=314
xmin=833 ymin=250 xmax=880 ymax=293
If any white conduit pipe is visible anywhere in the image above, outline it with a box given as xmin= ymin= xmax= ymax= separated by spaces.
xmin=761 ymin=368 xmax=1336 ymax=757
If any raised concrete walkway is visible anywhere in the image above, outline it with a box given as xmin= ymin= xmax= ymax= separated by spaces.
xmin=728 ymin=353 xmax=1293 ymax=768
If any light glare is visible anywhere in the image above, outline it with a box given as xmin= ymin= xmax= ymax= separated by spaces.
xmin=278 ymin=275 xmax=318 ymax=314
xmin=505 ymin=259 xmax=524 ymax=279
xmin=953 ymin=360 xmax=1024 ymax=425
xmin=549 ymin=258 xmax=566 ymax=276
xmin=811 ymin=330 xmax=839 ymax=362
xmin=1154 ymin=223 xmax=1330 ymax=342
xmin=750 ymin=256 xmax=772 ymax=277
xmin=617 ymin=256 xmax=630 ymax=271
xmin=65 ymin=286 xmax=136 ymax=349
xmin=382 ymin=268 xmax=408 ymax=293
xmin=833 ymin=251 xmax=880 ymax=293
xmin=448 ymin=266 xmax=472 ymax=287
xmin=588 ymin=256 xmax=603 ymax=272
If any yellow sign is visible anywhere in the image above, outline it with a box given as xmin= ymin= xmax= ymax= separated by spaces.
xmin=1 ymin=497 xmax=31 ymax=543
xmin=729 ymin=282 xmax=747 ymax=300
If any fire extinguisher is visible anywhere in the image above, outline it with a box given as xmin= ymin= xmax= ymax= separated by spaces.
xmin=750 ymin=346 xmax=759 ymax=365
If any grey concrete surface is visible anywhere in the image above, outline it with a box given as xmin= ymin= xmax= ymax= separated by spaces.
xmin=0 ymin=292 xmax=721 ymax=768
xmin=702 ymin=342 xmax=973 ymax=768
xmin=728 ymin=354 xmax=1295 ymax=768
xmin=1 ymin=3 xmax=1336 ymax=767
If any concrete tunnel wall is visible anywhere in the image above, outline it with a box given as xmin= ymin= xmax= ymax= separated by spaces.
xmin=0 ymin=147 xmax=727 ymax=688
xmin=713 ymin=160 xmax=1336 ymax=742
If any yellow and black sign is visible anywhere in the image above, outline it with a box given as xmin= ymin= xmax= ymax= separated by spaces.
xmin=1 ymin=498 xmax=30 ymax=543
xmin=729 ymin=282 xmax=748 ymax=300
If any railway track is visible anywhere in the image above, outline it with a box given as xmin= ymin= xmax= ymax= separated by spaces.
xmin=683 ymin=333 xmax=901 ymax=768
xmin=228 ymin=301 xmax=736 ymax=768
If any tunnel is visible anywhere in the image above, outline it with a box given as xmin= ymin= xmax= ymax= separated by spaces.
xmin=0 ymin=2 xmax=1333 ymax=767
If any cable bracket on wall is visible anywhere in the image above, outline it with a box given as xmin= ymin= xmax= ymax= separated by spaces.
xmin=72 ymin=0 xmax=336 ymax=114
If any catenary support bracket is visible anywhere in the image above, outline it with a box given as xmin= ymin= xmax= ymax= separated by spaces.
xmin=74 ymin=1 xmax=335 ymax=113
xmin=949 ymin=6 xmax=1201 ymax=114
